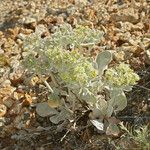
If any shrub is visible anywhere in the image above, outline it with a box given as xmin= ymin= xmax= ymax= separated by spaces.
xmin=22 ymin=23 xmax=139 ymax=134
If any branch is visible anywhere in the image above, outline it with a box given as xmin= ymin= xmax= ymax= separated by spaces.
xmin=38 ymin=74 xmax=54 ymax=93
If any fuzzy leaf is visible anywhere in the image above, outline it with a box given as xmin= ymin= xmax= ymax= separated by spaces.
xmin=50 ymin=108 xmax=71 ymax=124
xmin=90 ymin=119 xmax=104 ymax=131
xmin=106 ymin=105 xmax=114 ymax=117
xmin=95 ymin=98 xmax=113 ymax=117
xmin=123 ymin=86 xmax=132 ymax=91
xmin=91 ymin=108 xmax=104 ymax=119
xmin=110 ymin=89 xmax=127 ymax=112
xmin=36 ymin=102 xmax=58 ymax=117
xmin=107 ymin=117 xmax=120 ymax=124
xmin=96 ymin=51 xmax=112 ymax=75
xmin=114 ymin=92 xmax=127 ymax=111
xmin=106 ymin=124 xmax=120 ymax=136
xmin=97 ymin=98 xmax=108 ymax=115
xmin=48 ymin=93 xmax=61 ymax=108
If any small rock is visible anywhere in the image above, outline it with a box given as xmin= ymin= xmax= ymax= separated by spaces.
xmin=17 ymin=33 xmax=26 ymax=40
xmin=24 ymin=17 xmax=36 ymax=24
xmin=22 ymin=93 xmax=32 ymax=106
xmin=22 ymin=52 xmax=29 ymax=58
xmin=0 ymin=68 xmax=5 ymax=76
xmin=145 ymin=50 xmax=150 ymax=65
xmin=9 ymin=101 xmax=22 ymax=115
xmin=0 ymin=54 xmax=9 ymax=67
xmin=16 ymin=39 xmax=23 ymax=46
xmin=3 ymin=38 xmax=15 ymax=48
xmin=0 ymin=31 xmax=3 ymax=36
xmin=0 ymin=104 xmax=7 ymax=117
xmin=19 ymin=28 xmax=33 ymax=35
xmin=9 ymin=69 xmax=24 ymax=85
xmin=1 ymin=79 xmax=11 ymax=87
xmin=0 ymin=117 xmax=5 ymax=127
xmin=56 ymin=16 xmax=64 ymax=24
xmin=36 ymin=102 xmax=58 ymax=117
xmin=110 ymin=8 xmax=139 ymax=23
xmin=114 ymin=51 xmax=125 ymax=62
xmin=9 ymin=59 xmax=20 ymax=68
xmin=7 ymin=27 xmax=20 ymax=39
xmin=0 ymin=86 xmax=16 ymax=102
xmin=3 ymin=98 xmax=14 ymax=108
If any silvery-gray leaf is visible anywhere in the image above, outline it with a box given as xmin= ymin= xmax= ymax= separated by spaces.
xmin=91 ymin=108 xmax=103 ymax=119
xmin=96 ymin=98 xmax=108 ymax=115
xmin=96 ymin=51 xmax=112 ymax=75
xmin=36 ymin=102 xmax=58 ymax=117
xmin=109 ymin=90 xmax=127 ymax=112
xmin=123 ymin=86 xmax=132 ymax=91
xmin=90 ymin=119 xmax=104 ymax=131
xmin=50 ymin=108 xmax=71 ymax=124
xmin=106 ymin=124 xmax=120 ymax=136
xmin=114 ymin=92 xmax=127 ymax=111
xmin=106 ymin=105 xmax=114 ymax=117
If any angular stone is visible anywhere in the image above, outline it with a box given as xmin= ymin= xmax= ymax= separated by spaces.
xmin=145 ymin=50 xmax=150 ymax=65
xmin=110 ymin=8 xmax=139 ymax=24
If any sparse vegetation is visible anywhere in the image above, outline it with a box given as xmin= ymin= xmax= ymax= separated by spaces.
xmin=22 ymin=23 xmax=140 ymax=134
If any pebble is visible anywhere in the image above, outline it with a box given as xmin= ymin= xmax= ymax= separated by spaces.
xmin=3 ymin=98 xmax=14 ymax=108
xmin=145 ymin=50 xmax=150 ymax=65
xmin=0 ymin=104 xmax=7 ymax=117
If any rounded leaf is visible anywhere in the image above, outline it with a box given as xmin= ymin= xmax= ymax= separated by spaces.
xmin=106 ymin=124 xmax=120 ymax=136
xmin=49 ymin=108 xmax=70 ymax=124
xmin=96 ymin=51 xmax=112 ymax=75
xmin=48 ymin=93 xmax=61 ymax=108
xmin=36 ymin=102 xmax=58 ymax=117
xmin=90 ymin=119 xmax=104 ymax=131
xmin=110 ymin=90 xmax=127 ymax=112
